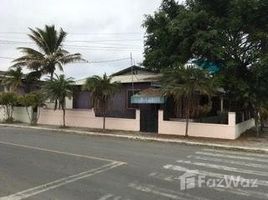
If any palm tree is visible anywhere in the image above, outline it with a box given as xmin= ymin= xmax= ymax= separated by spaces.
xmin=12 ymin=25 xmax=83 ymax=80
xmin=161 ymin=65 xmax=218 ymax=137
xmin=83 ymin=74 xmax=120 ymax=130
xmin=43 ymin=74 xmax=74 ymax=127
xmin=3 ymin=67 xmax=24 ymax=92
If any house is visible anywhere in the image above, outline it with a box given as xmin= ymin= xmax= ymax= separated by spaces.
xmin=0 ymin=65 xmax=255 ymax=139
xmin=73 ymin=66 xmax=161 ymax=118
xmin=72 ymin=65 xmax=229 ymax=133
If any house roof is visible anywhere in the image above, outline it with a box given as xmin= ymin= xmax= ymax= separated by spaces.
xmin=111 ymin=65 xmax=154 ymax=76
xmin=75 ymin=66 xmax=161 ymax=85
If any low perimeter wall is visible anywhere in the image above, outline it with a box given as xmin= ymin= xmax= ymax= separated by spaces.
xmin=0 ymin=106 xmax=32 ymax=123
xmin=158 ymin=110 xmax=254 ymax=139
xmin=38 ymin=108 xmax=140 ymax=132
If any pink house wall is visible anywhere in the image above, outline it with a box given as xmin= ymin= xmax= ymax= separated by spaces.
xmin=158 ymin=110 xmax=254 ymax=140
xmin=38 ymin=108 xmax=140 ymax=131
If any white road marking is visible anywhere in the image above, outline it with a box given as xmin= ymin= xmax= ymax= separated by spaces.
xmin=98 ymin=194 xmax=114 ymax=200
xmin=0 ymin=140 xmax=126 ymax=164
xmin=203 ymin=148 xmax=268 ymax=158
xmin=149 ymin=171 xmax=268 ymax=199
xmin=176 ymin=159 xmax=268 ymax=177
xmin=163 ymin=164 xmax=268 ymax=187
xmin=113 ymin=196 xmax=122 ymax=200
xmin=195 ymin=151 xmax=268 ymax=163
xmin=0 ymin=162 xmax=125 ymax=200
xmin=129 ymin=182 xmax=210 ymax=200
xmin=214 ymin=187 xmax=268 ymax=199
xmin=187 ymin=155 xmax=268 ymax=169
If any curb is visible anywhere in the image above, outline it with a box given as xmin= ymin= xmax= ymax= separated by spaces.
xmin=1 ymin=123 xmax=268 ymax=154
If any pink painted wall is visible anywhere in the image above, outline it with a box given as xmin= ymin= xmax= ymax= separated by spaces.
xmin=38 ymin=108 xmax=140 ymax=131
xmin=158 ymin=110 xmax=254 ymax=140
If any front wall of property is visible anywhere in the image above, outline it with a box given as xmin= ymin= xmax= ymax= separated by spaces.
xmin=38 ymin=108 xmax=140 ymax=131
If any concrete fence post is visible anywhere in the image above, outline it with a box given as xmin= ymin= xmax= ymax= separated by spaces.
xmin=228 ymin=112 xmax=236 ymax=126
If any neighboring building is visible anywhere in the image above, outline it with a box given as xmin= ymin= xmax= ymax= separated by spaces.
xmin=0 ymin=70 xmax=8 ymax=92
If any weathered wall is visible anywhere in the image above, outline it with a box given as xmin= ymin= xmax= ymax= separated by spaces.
xmin=38 ymin=108 xmax=140 ymax=131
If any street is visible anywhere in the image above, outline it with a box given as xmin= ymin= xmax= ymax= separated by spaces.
xmin=0 ymin=126 xmax=267 ymax=200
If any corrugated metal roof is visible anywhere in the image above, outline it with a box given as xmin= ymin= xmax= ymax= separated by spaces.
xmin=75 ymin=74 xmax=161 ymax=85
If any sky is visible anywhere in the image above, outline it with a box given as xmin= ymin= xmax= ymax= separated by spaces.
xmin=0 ymin=0 xmax=162 ymax=80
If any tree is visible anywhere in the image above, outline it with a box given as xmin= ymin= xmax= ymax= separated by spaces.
xmin=43 ymin=74 xmax=74 ymax=127
xmin=143 ymin=0 xmax=268 ymax=110
xmin=12 ymin=25 xmax=84 ymax=80
xmin=161 ymin=65 xmax=218 ymax=136
xmin=3 ymin=67 xmax=24 ymax=92
xmin=83 ymin=74 xmax=120 ymax=130
xmin=144 ymin=0 xmax=268 ymax=136
xmin=0 ymin=92 xmax=18 ymax=122
xmin=19 ymin=92 xmax=45 ymax=125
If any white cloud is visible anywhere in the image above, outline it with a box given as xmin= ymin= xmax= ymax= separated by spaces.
xmin=0 ymin=0 xmax=162 ymax=78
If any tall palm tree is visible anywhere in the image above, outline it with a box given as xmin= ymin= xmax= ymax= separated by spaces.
xmin=43 ymin=74 xmax=74 ymax=127
xmin=83 ymin=74 xmax=120 ymax=130
xmin=12 ymin=25 xmax=83 ymax=80
xmin=162 ymin=65 xmax=218 ymax=136
xmin=3 ymin=67 xmax=24 ymax=92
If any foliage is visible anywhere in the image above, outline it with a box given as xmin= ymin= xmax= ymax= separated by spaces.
xmin=0 ymin=92 xmax=18 ymax=122
xmin=144 ymin=0 xmax=268 ymax=135
xmin=2 ymin=67 xmax=24 ymax=92
xmin=12 ymin=25 xmax=84 ymax=80
xmin=19 ymin=92 xmax=45 ymax=124
xmin=161 ymin=65 xmax=219 ymax=136
xmin=83 ymin=74 xmax=120 ymax=130
xmin=43 ymin=74 xmax=74 ymax=127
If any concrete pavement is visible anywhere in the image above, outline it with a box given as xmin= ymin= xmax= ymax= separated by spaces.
xmin=0 ymin=126 xmax=267 ymax=200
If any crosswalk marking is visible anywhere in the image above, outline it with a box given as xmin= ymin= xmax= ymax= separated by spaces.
xmin=187 ymin=155 xmax=268 ymax=169
xmin=149 ymin=171 xmax=268 ymax=199
xmin=129 ymin=182 xmax=210 ymax=200
xmin=163 ymin=164 xmax=268 ymax=187
xmin=176 ymin=159 xmax=268 ymax=177
xmin=214 ymin=187 xmax=268 ymax=199
xmin=97 ymin=194 xmax=130 ymax=200
xmin=203 ymin=148 xmax=268 ymax=159
xmin=152 ymin=149 xmax=268 ymax=199
xmin=98 ymin=194 xmax=114 ymax=200
xmin=195 ymin=151 xmax=268 ymax=163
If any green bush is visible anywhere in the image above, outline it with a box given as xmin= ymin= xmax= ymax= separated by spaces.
xmin=19 ymin=92 xmax=45 ymax=125
xmin=0 ymin=92 xmax=18 ymax=122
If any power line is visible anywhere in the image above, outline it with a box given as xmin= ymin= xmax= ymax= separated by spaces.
xmin=0 ymin=39 xmax=142 ymax=51
xmin=0 ymin=31 xmax=143 ymax=36
xmin=0 ymin=56 xmax=131 ymax=64
xmin=0 ymin=56 xmax=15 ymax=60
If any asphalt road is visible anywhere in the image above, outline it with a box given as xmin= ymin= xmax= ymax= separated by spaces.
xmin=0 ymin=127 xmax=267 ymax=200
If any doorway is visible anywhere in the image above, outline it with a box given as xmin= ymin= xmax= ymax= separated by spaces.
xmin=140 ymin=104 xmax=158 ymax=133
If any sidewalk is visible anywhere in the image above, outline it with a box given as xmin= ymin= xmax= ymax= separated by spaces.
xmin=1 ymin=123 xmax=268 ymax=153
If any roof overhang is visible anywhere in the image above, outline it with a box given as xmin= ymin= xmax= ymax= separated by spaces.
xmin=131 ymin=95 xmax=166 ymax=104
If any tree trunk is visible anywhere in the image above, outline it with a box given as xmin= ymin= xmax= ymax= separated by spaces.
xmin=50 ymin=72 xmax=54 ymax=81
xmin=254 ymin=110 xmax=259 ymax=137
xmin=185 ymin=97 xmax=190 ymax=137
xmin=63 ymin=108 xmax=66 ymax=127
xmin=103 ymin=102 xmax=106 ymax=131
